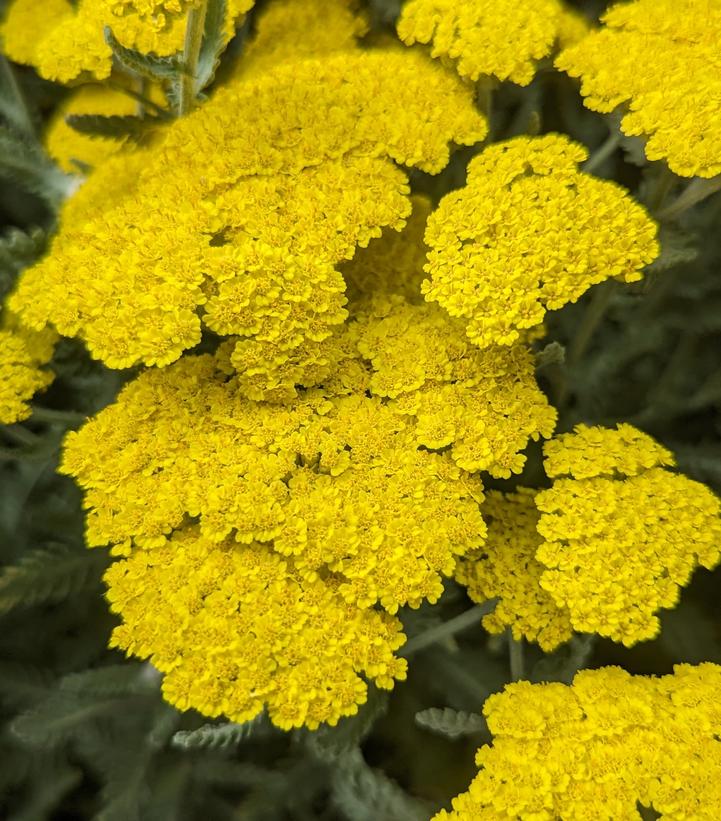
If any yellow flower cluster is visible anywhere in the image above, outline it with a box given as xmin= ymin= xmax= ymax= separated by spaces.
xmin=45 ymin=82 xmax=165 ymax=173
xmin=342 ymin=195 xmax=431 ymax=305
xmin=11 ymin=48 xmax=485 ymax=394
xmin=59 ymin=271 xmax=561 ymax=726
xmin=0 ymin=317 xmax=58 ymax=424
xmin=455 ymin=489 xmax=573 ymax=652
xmin=350 ymin=297 xmax=557 ymax=477
xmin=1 ymin=0 xmax=252 ymax=83
xmin=557 ymin=0 xmax=721 ymax=178
xmin=105 ymin=527 xmax=407 ymax=730
xmin=397 ymin=0 xmax=583 ymax=85
xmin=436 ymin=664 xmax=721 ymax=820
xmin=61 ymin=341 xmax=489 ymax=724
xmin=536 ymin=424 xmax=721 ymax=646
xmin=239 ymin=0 xmax=367 ymax=76
xmin=422 ymin=135 xmax=659 ymax=348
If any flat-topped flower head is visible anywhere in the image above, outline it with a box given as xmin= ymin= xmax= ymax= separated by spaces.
xmin=105 ymin=527 xmax=407 ymax=731
xmin=455 ymin=489 xmax=572 ymax=651
xmin=60 ymin=347 xmax=487 ymax=614
xmin=535 ymin=424 xmax=721 ymax=646
xmin=557 ymin=0 xmax=721 ymax=178
xmin=422 ymin=135 xmax=659 ymax=348
xmin=0 ymin=317 xmax=58 ymax=424
xmin=239 ymin=0 xmax=367 ymax=76
xmin=397 ymin=0 xmax=567 ymax=85
xmin=61 ymin=336 xmax=496 ymax=727
xmin=436 ymin=664 xmax=721 ymax=819
xmin=11 ymin=48 xmax=486 ymax=397
xmin=350 ymin=297 xmax=557 ymax=477
xmin=1 ymin=0 xmax=252 ymax=83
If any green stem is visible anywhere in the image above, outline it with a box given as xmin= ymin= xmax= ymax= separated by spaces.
xmin=106 ymin=79 xmax=170 ymax=118
xmin=556 ymin=281 xmax=616 ymax=408
xmin=568 ymin=280 xmax=615 ymax=367
xmin=508 ymin=634 xmax=524 ymax=681
xmin=657 ymin=176 xmax=721 ymax=222
xmin=477 ymin=78 xmax=496 ymax=140
xmin=646 ymin=166 xmax=676 ymax=213
xmin=401 ymin=600 xmax=497 ymax=658
xmin=582 ymin=130 xmax=621 ymax=175
xmin=178 ymin=2 xmax=208 ymax=116
xmin=31 ymin=406 xmax=87 ymax=425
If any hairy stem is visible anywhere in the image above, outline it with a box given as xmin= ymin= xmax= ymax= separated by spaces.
xmin=508 ymin=634 xmax=525 ymax=681
xmin=401 ymin=600 xmax=497 ymax=658
xmin=582 ymin=130 xmax=621 ymax=175
xmin=0 ymin=56 xmax=36 ymax=137
xmin=658 ymin=176 xmax=721 ymax=222
xmin=178 ymin=2 xmax=208 ymax=116
xmin=31 ymin=406 xmax=87 ymax=426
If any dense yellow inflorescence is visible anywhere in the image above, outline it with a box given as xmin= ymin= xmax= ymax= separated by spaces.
xmin=105 ymin=527 xmax=407 ymax=730
xmin=397 ymin=0 xmax=567 ymax=85
xmin=342 ymin=195 xmax=432 ymax=305
xmin=239 ymin=0 xmax=367 ymax=76
xmin=60 ymin=337 xmax=491 ymax=725
xmin=58 ymin=274 xmax=563 ymax=727
xmin=1 ymin=0 xmax=252 ymax=83
xmin=455 ymin=489 xmax=573 ymax=652
xmin=422 ymin=135 xmax=659 ymax=348
xmin=11 ymin=48 xmax=486 ymax=395
xmin=60 ymin=345 xmax=489 ymax=612
xmin=536 ymin=425 xmax=721 ymax=646
xmin=350 ymin=297 xmax=557 ymax=477
xmin=0 ymin=317 xmax=58 ymax=424
xmin=436 ymin=664 xmax=721 ymax=820
xmin=557 ymin=0 xmax=721 ymax=178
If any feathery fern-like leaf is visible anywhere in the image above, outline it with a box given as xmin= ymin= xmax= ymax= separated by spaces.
xmin=0 ymin=544 xmax=108 ymax=614
xmin=415 ymin=707 xmax=486 ymax=738
xmin=171 ymin=715 xmax=266 ymax=750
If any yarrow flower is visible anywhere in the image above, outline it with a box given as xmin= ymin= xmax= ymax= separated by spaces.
xmin=105 ymin=527 xmax=407 ymax=731
xmin=342 ymin=195 xmax=432 ymax=305
xmin=239 ymin=0 xmax=367 ymax=76
xmin=0 ymin=316 xmax=58 ymax=424
xmin=0 ymin=0 xmax=253 ymax=82
xmin=59 ymin=274 xmax=560 ymax=727
xmin=60 ymin=341 xmax=487 ymax=725
xmin=397 ymin=0 xmax=583 ymax=85
xmin=536 ymin=424 xmax=721 ymax=646
xmin=557 ymin=0 xmax=721 ymax=178
xmin=11 ymin=47 xmax=486 ymax=396
xmin=422 ymin=135 xmax=659 ymax=348
xmin=454 ymin=488 xmax=573 ymax=652
xmin=436 ymin=664 xmax=721 ymax=820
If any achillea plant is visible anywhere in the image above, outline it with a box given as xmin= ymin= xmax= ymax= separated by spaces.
xmin=1 ymin=0 xmax=721 ymax=818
